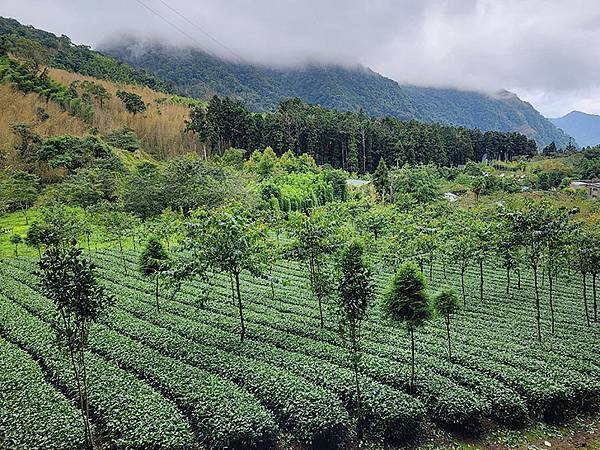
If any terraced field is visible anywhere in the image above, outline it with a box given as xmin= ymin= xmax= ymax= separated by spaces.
xmin=1 ymin=250 xmax=599 ymax=449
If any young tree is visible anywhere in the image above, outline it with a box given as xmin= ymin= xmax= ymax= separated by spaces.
xmin=494 ymin=216 xmax=520 ymax=295
xmin=289 ymin=210 xmax=336 ymax=328
xmin=336 ymin=240 xmax=373 ymax=438
xmin=184 ymin=208 xmax=267 ymax=342
xmin=433 ymin=288 xmax=461 ymax=360
xmin=381 ymin=262 xmax=432 ymax=393
xmin=447 ymin=221 xmax=475 ymax=307
xmin=543 ymin=210 xmax=571 ymax=333
xmin=373 ymin=158 xmax=390 ymax=201
xmin=139 ymin=237 xmax=170 ymax=312
xmin=472 ymin=219 xmax=494 ymax=303
xmin=99 ymin=206 xmax=132 ymax=274
xmin=505 ymin=201 xmax=555 ymax=341
xmin=572 ymin=229 xmax=593 ymax=327
xmin=37 ymin=247 xmax=113 ymax=448
xmin=25 ymin=221 xmax=45 ymax=257
xmin=10 ymin=233 xmax=22 ymax=257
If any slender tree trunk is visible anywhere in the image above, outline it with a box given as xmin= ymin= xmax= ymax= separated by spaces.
xmin=229 ymin=272 xmax=236 ymax=306
xmin=446 ymin=313 xmax=452 ymax=360
xmin=517 ymin=268 xmax=521 ymax=290
xmin=583 ymin=272 xmax=591 ymax=327
xmin=479 ymin=259 xmax=484 ymax=302
xmin=312 ymin=258 xmax=325 ymax=328
xmin=350 ymin=325 xmax=362 ymax=441
xmin=14 ymin=244 xmax=18 ymax=258
xmin=86 ymin=234 xmax=91 ymax=255
xmin=409 ymin=324 xmax=416 ymax=394
xmin=234 ymin=271 xmax=245 ymax=342
xmin=269 ymin=267 xmax=275 ymax=302
xmin=506 ymin=267 xmax=511 ymax=295
xmin=533 ymin=265 xmax=542 ymax=341
xmin=428 ymin=257 xmax=433 ymax=281
xmin=461 ymin=267 xmax=466 ymax=307
xmin=593 ymin=272 xmax=598 ymax=323
xmin=317 ymin=292 xmax=325 ymax=329
xmin=361 ymin=129 xmax=366 ymax=174
xmin=62 ymin=311 xmax=92 ymax=448
xmin=118 ymin=238 xmax=127 ymax=275
xmin=548 ymin=271 xmax=555 ymax=334
xmin=79 ymin=338 xmax=93 ymax=449
xmin=155 ymin=273 xmax=160 ymax=312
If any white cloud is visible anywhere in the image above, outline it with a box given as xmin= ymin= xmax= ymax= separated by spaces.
xmin=3 ymin=0 xmax=599 ymax=117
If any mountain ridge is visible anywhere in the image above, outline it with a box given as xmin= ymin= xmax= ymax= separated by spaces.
xmin=0 ymin=16 xmax=571 ymax=149
xmin=549 ymin=110 xmax=600 ymax=147
xmin=101 ymin=39 xmax=571 ymax=148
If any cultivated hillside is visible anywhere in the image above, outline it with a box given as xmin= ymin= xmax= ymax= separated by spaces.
xmin=549 ymin=110 xmax=600 ymax=147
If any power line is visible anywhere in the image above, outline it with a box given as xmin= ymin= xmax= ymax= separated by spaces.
xmin=131 ymin=0 xmax=224 ymax=61
xmin=155 ymin=0 xmax=245 ymax=63
xmin=132 ymin=0 xmax=276 ymax=97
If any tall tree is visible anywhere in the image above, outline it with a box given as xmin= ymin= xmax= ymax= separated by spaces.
xmin=433 ymin=288 xmax=461 ymax=360
xmin=336 ymin=240 xmax=373 ymax=439
xmin=373 ymin=159 xmax=390 ymax=201
xmin=139 ymin=237 xmax=170 ymax=312
xmin=289 ymin=210 xmax=336 ymax=328
xmin=381 ymin=262 xmax=432 ymax=393
xmin=37 ymin=246 xmax=113 ymax=448
xmin=184 ymin=208 xmax=267 ymax=341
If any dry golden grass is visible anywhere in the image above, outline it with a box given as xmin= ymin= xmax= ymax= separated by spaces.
xmin=0 ymin=84 xmax=89 ymax=167
xmin=49 ymin=68 xmax=203 ymax=158
xmin=0 ymin=68 xmax=204 ymax=169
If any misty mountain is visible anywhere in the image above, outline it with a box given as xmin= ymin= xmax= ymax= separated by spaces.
xmin=0 ymin=16 xmax=571 ymax=149
xmin=101 ymin=40 xmax=571 ymax=148
xmin=549 ymin=111 xmax=600 ymax=147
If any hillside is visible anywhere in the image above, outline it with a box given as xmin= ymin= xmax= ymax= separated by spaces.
xmin=402 ymin=87 xmax=571 ymax=149
xmin=0 ymin=57 xmax=200 ymax=165
xmin=549 ymin=110 xmax=600 ymax=147
xmin=101 ymin=40 xmax=571 ymax=148
xmin=102 ymin=40 xmax=418 ymax=120
xmin=0 ymin=16 xmax=169 ymax=91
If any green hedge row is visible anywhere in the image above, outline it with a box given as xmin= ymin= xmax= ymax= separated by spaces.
xmin=0 ymin=337 xmax=85 ymax=450
xmin=97 ymin=273 xmax=425 ymax=444
xmin=0 ymin=284 xmax=194 ymax=449
xmin=0 ymin=268 xmax=277 ymax=449
xmin=93 ymin=259 xmax=488 ymax=427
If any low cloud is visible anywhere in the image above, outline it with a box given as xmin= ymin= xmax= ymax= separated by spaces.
xmin=3 ymin=0 xmax=600 ymax=116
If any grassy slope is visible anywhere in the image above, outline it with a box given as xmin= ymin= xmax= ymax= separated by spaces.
xmin=0 ymin=64 xmax=203 ymax=167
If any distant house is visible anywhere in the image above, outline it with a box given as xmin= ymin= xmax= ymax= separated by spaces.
xmin=346 ymin=179 xmax=371 ymax=188
xmin=569 ymin=180 xmax=600 ymax=198
xmin=443 ymin=192 xmax=459 ymax=202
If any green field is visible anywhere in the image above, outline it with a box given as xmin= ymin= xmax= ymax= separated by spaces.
xmin=1 ymin=248 xmax=598 ymax=449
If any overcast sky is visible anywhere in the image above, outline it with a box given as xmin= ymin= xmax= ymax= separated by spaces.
xmin=3 ymin=0 xmax=600 ymax=117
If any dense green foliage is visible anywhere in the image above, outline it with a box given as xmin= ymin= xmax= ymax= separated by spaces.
xmin=0 ymin=337 xmax=84 ymax=450
xmin=187 ymin=96 xmax=539 ymax=172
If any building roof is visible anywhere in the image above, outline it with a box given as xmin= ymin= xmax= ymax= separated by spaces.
xmin=346 ymin=179 xmax=371 ymax=187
